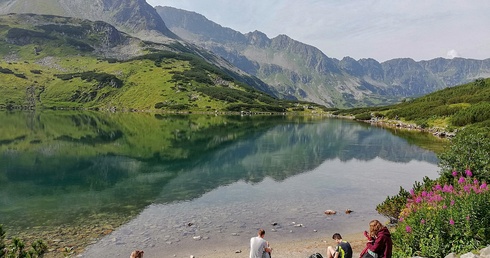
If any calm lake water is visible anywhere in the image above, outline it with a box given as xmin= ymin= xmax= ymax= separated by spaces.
xmin=0 ymin=111 xmax=443 ymax=257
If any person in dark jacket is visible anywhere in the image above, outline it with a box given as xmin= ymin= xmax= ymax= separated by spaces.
xmin=365 ymin=220 xmax=392 ymax=258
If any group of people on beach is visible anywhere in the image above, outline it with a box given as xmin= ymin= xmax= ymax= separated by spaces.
xmin=249 ymin=219 xmax=392 ymax=258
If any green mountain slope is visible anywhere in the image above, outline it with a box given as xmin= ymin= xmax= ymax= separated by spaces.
xmin=335 ymin=78 xmax=490 ymax=132
xmin=0 ymin=14 xmax=323 ymax=113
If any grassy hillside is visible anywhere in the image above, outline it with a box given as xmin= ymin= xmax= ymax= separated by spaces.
xmin=0 ymin=14 xmax=325 ymax=113
xmin=334 ymin=78 xmax=490 ymax=133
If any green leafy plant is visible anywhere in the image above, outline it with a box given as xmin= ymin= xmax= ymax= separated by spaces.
xmin=438 ymin=128 xmax=490 ymax=182
xmin=376 ymin=177 xmax=435 ymax=223
xmin=0 ymin=225 xmax=47 ymax=258
xmin=392 ymin=171 xmax=489 ymax=257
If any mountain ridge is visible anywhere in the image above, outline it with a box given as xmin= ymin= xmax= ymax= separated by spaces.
xmin=157 ymin=6 xmax=490 ymax=108
xmin=0 ymin=0 xmax=178 ymax=42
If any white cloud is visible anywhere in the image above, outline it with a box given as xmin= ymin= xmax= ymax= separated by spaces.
xmin=446 ymin=50 xmax=459 ymax=59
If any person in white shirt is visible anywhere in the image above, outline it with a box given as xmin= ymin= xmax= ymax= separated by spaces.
xmin=250 ymin=228 xmax=272 ymax=258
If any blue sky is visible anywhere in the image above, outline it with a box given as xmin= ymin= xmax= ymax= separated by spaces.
xmin=147 ymin=0 xmax=490 ymax=62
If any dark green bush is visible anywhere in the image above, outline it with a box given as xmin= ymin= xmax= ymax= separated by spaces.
xmin=450 ymin=102 xmax=490 ymax=126
xmin=354 ymin=112 xmax=372 ymax=120
xmin=6 ymin=28 xmax=55 ymax=44
xmin=55 ymin=71 xmax=123 ymax=88
xmin=0 ymin=224 xmax=47 ymax=258
xmin=0 ymin=67 xmax=14 ymax=74
xmin=65 ymin=38 xmax=94 ymax=52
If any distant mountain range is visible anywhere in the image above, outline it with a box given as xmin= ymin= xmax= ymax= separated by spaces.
xmin=157 ymin=6 xmax=490 ymax=107
xmin=0 ymin=0 xmax=177 ymax=42
xmin=1 ymin=0 xmax=490 ymax=108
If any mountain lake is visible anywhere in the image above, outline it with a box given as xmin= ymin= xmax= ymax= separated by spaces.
xmin=0 ymin=111 xmax=446 ymax=257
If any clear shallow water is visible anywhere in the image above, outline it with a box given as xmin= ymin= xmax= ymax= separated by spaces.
xmin=0 ymin=111 xmax=441 ymax=257
xmin=81 ymin=158 xmax=438 ymax=258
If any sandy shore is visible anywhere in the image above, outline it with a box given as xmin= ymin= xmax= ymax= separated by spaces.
xmin=189 ymin=232 xmax=366 ymax=258
xmin=122 ymin=232 xmax=368 ymax=258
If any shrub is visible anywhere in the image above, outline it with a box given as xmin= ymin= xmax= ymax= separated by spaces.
xmin=392 ymin=171 xmax=489 ymax=257
xmin=0 ymin=67 xmax=14 ymax=74
xmin=0 ymin=224 xmax=47 ymax=258
xmin=438 ymin=128 xmax=490 ymax=182
xmin=377 ymin=177 xmax=434 ymax=223
xmin=450 ymin=102 xmax=490 ymax=126
xmin=376 ymin=186 xmax=411 ymax=223
xmin=354 ymin=112 xmax=372 ymax=120
xmin=55 ymin=71 xmax=123 ymax=88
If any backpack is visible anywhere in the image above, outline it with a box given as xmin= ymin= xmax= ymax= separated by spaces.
xmin=308 ymin=253 xmax=323 ymax=258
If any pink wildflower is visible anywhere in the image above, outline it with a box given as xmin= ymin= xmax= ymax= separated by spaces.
xmin=433 ymin=195 xmax=443 ymax=202
xmin=443 ymin=184 xmax=454 ymax=193
xmin=442 ymin=204 xmax=447 ymax=209
xmin=472 ymin=185 xmax=480 ymax=193
xmin=450 ymin=200 xmax=455 ymax=206
xmin=465 ymin=169 xmax=473 ymax=177
xmin=458 ymin=177 xmax=465 ymax=184
xmin=449 ymin=219 xmax=455 ymax=225
xmin=452 ymin=170 xmax=458 ymax=177
xmin=409 ymin=189 xmax=415 ymax=196
xmin=474 ymin=179 xmax=479 ymax=185
xmin=421 ymin=191 xmax=428 ymax=197
xmin=481 ymin=182 xmax=488 ymax=190
xmin=406 ymin=226 xmax=412 ymax=233
xmin=421 ymin=219 xmax=425 ymax=224
xmin=399 ymin=217 xmax=404 ymax=222
xmin=434 ymin=184 xmax=442 ymax=191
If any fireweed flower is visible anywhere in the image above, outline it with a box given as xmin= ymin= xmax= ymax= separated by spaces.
xmin=452 ymin=170 xmax=458 ymax=177
xmin=443 ymin=184 xmax=454 ymax=193
xmin=481 ymin=182 xmax=488 ymax=190
xmin=449 ymin=219 xmax=455 ymax=225
xmin=465 ymin=169 xmax=473 ymax=177
xmin=406 ymin=226 xmax=412 ymax=233
xmin=458 ymin=177 xmax=465 ymax=184
xmin=434 ymin=184 xmax=442 ymax=191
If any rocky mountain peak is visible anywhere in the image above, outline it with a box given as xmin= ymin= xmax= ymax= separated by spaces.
xmin=245 ymin=30 xmax=270 ymax=47
xmin=155 ymin=6 xmax=246 ymax=44
xmin=0 ymin=0 xmax=177 ymax=40
xmin=339 ymin=56 xmax=364 ymax=76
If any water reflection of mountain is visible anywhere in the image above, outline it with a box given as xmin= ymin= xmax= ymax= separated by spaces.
xmin=0 ymin=111 xmax=440 ymax=231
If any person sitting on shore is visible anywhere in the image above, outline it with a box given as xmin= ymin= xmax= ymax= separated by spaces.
xmin=250 ymin=228 xmax=272 ymax=258
xmin=364 ymin=220 xmax=392 ymax=258
xmin=326 ymin=233 xmax=353 ymax=258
